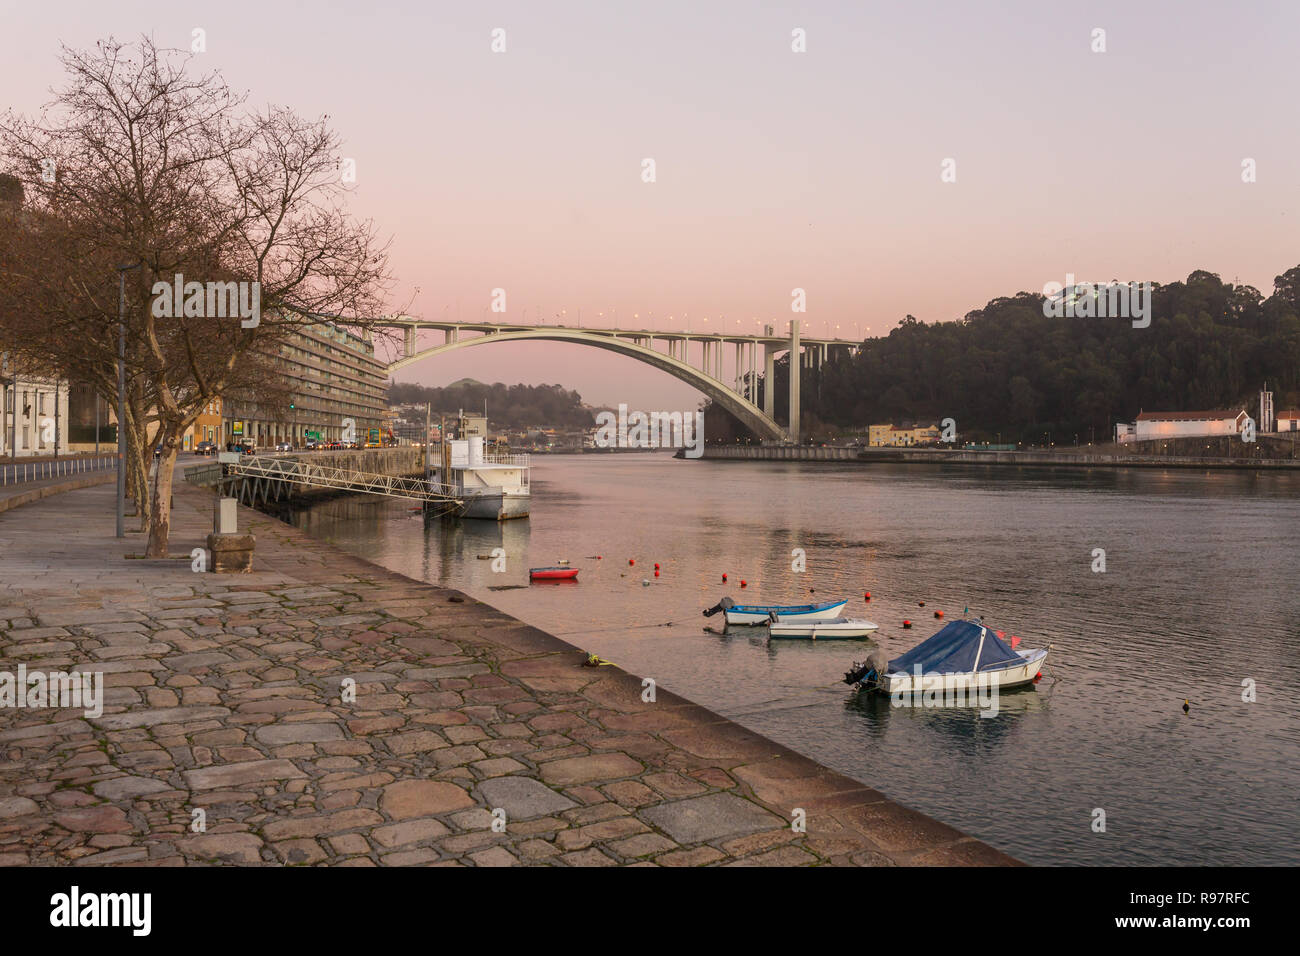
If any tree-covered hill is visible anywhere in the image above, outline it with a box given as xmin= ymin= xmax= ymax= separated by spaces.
xmin=757 ymin=267 xmax=1300 ymax=443
xmin=388 ymin=380 xmax=595 ymax=429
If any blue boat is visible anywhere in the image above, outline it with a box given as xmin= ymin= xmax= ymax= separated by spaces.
xmin=843 ymin=619 xmax=1049 ymax=693
xmin=703 ymin=596 xmax=847 ymax=626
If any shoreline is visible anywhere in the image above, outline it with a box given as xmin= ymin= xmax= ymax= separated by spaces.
xmin=695 ymin=445 xmax=1300 ymax=469
xmin=0 ymin=475 xmax=1019 ymax=866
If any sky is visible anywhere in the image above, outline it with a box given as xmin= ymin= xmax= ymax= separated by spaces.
xmin=4 ymin=1 xmax=1298 ymax=409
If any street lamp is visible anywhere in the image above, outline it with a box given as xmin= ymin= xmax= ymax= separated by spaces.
xmin=115 ymin=262 xmax=142 ymax=538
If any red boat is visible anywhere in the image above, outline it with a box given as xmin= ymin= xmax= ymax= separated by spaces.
xmin=529 ymin=566 xmax=579 ymax=581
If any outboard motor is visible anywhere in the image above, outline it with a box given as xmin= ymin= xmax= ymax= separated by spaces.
xmin=702 ymin=596 xmax=735 ymax=618
xmin=843 ymin=662 xmax=871 ymax=685
xmin=844 ymin=649 xmax=891 ymax=687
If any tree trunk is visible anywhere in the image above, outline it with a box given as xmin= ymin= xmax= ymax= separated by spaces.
xmin=124 ymin=401 xmax=151 ymax=529
xmin=145 ymin=421 xmax=181 ymax=557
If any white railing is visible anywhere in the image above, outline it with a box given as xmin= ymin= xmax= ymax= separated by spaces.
xmin=479 ymin=453 xmax=530 ymax=468
xmin=221 ymin=453 xmax=462 ymax=504
xmin=0 ymin=454 xmax=117 ymax=487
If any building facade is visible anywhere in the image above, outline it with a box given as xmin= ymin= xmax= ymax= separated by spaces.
xmin=1131 ymin=410 xmax=1248 ymax=441
xmin=869 ymin=422 xmax=941 ymax=446
xmin=183 ymin=397 xmax=223 ymax=451
xmin=221 ymin=322 xmax=388 ymax=448
xmin=1 ymin=356 xmax=70 ymax=457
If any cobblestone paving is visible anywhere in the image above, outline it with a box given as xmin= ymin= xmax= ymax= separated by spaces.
xmin=0 ymin=480 xmax=1017 ymax=866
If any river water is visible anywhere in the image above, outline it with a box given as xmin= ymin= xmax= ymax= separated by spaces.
xmin=286 ymin=454 xmax=1300 ymax=865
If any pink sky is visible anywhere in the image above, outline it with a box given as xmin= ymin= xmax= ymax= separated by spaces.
xmin=5 ymin=1 xmax=1298 ymax=409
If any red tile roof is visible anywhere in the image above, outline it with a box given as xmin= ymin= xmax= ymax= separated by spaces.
xmin=1135 ymin=410 xmax=1246 ymax=422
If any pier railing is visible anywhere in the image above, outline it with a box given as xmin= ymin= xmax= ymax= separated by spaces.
xmin=0 ymin=454 xmax=117 ymax=486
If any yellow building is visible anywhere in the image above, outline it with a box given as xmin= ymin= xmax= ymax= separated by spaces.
xmin=868 ymin=424 xmax=892 ymax=446
xmin=183 ymin=397 xmax=223 ymax=450
xmin=869 ymin=422 xmax=942 ymax=446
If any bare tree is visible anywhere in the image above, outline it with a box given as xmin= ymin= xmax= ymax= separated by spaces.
xmin=1 ymin=36 xmax=391 ymax=554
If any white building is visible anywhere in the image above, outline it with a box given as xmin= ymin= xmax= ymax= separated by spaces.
xmin=1132 ymin=409 xmax=1248 ymax=441
xmin=1 ymin=359 xmax=71 ymax=457
xmin=1277 ymin=409 xmax=1300 ymax=433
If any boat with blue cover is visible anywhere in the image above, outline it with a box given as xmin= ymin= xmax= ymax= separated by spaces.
xmin=703 ymin=596 xmax=847 ymax=627
xmin=843 ymin=619 xmax=1048 ymax=693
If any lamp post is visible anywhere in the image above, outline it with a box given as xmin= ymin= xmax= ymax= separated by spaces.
xmin=116 ymin=262 xmax=141 ymax=538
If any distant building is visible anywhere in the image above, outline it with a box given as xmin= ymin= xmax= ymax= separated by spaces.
xmin=1131 ymin=409 xmax=1248 ymax=441
xmin=1 ymin=354 xmax=70 ymax=457
xmin=1277 ymin=410 xmax=1300 ymax=433
xmin=868 ymin=422 xmax=941 ymax=446
xmin=457 ymin=414 xmax=489 ymax=438
xmin=183 ymin=397 xmax=222 ymax=451
xmin=1114 ymin=422 xmax=1136 ymax=444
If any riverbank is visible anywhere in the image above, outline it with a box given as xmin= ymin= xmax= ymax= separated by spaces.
xmin=700 ymin=443 xmax=1300 ymax=469
xmin=0 ymin=477 xmax=1016 ymax=866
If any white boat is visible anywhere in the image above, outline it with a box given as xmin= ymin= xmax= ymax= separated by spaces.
xmin=703 ymin=597 xmax=847 ymax=627
xmin=874 ymin=647 xmax=1048 ymax=693
xmin=444 ymin=437 xmax=530 ymax=520
xmin=845 ymin=619 xmax=1049 ymax=693
xmin=769 ymin=616 xmax=879 ymax=639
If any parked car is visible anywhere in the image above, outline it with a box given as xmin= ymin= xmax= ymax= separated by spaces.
xmin=194 ymin=441 xmax=217 ymax=456
xmin=274 ymin=441 xmax=292 ymax=452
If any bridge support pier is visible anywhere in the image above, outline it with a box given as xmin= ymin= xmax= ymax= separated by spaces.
xmin=764 ymin=343 xmax=776 ymax=420
xmin=789 ymin=319 xmax=800 ymax=444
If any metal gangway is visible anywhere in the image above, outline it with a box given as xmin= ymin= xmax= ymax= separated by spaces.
xmin=215 ymin=452 xmax=463 ymax=512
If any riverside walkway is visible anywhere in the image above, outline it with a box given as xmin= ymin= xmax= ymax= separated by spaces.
xmin=0 ymin=478 xmax=1016 ymax=866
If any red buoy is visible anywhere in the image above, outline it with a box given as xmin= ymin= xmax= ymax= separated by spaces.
xmin=722 ymin=573 xmax=727 ymax=582
xmin=903 ymin=620 xmax=912 ymax=628
xmin=934 ymin=610 xmax=943 ymax=618
xmin=864 ymin=591 xmax=871 ymax=600
xmin=740 ymin=580 xmax=747 ymax=588
xmin=918 ymin=601 xmax=926 ymax=607
xmin=654 ymin=570 xmax=659 ymax=577
xmin=629 ymin=559 xmax=635 ymax=566
xmin=654 ymin=563 xmax=660 ymax=570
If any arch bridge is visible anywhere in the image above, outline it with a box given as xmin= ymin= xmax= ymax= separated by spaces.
xmin=377 ymin=318 xmax=855 ymax=443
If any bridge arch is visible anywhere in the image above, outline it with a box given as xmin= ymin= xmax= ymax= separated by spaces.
xmin=386 ymin=328 xmax=786 ymax=441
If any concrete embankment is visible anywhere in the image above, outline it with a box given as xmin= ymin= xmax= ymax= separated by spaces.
xmin=0 ymin=476 xmax=1017 ymax=866
xmin=701 ymin=442 xmax=1300 ymax=469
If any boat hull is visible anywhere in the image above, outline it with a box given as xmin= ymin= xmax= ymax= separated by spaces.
xmin=874 ymin=648 xmax=1048 ymax=694
xmin=529 ymin=567 xmax=578 ymax=581
xmin=769 ymin=619 xmax=879 ymax=639
xmin=723 ymin=600 xmax=847 ymax=626
xmin=457 ymin=490 xmax=530 ymax=521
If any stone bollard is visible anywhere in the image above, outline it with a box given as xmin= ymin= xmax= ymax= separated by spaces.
xmin=206 ymin=497 xmax=255 ymax=573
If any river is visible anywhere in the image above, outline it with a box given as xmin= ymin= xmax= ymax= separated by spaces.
xmin=285 ymin=454 xmax=1300 ymax=865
